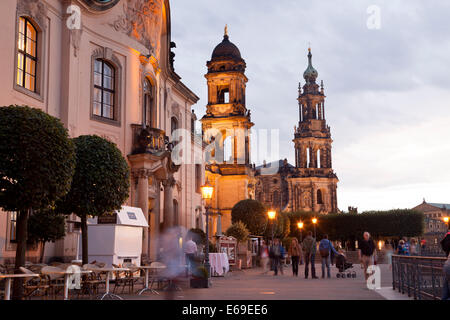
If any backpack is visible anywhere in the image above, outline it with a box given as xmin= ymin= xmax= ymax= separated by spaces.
xmin=319 ymin=240 xmax=330 ymax=258
xmin=441 ymin=233 xmax=450 ymax=256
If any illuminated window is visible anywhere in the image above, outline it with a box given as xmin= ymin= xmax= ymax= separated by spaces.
xmin=10 ymin=212 xmax=17 ymax=243
xmin=143 ymin=78 xmax=154 ymax=127
xmin=93 ymin=59 xmax=115 ymax=119
xmin=16 ymin=17 xmax=37 ymax=92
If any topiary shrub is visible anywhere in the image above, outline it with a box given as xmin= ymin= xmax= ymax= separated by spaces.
xmin=231 ymin=199 xmax=267 ymax=236
xmin=226 ymin=221 xmax=250 ymax=244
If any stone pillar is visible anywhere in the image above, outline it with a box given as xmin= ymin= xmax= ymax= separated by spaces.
xmin=150 ymin=179 xmax=161 ymax=260
xmin=163 ymin=176 xmax=175 ymax=229
xmin=135 ymin=169 xmax=149 ymax=259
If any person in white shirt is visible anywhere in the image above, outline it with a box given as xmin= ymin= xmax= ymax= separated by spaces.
xmin=183 ymin=235 xmax=198 ymax=274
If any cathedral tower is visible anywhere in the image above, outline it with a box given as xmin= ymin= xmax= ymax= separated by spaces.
xmin=288 ymin=48 xmax=338 ymax=213
xmin=201 ymin=27 xmax=255 ymax=234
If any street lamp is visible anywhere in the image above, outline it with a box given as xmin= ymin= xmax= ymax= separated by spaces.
xmin=201 ymin=179 xmax=214 ymax=279
xmin=312 ymin=218 xmax=318 ymax=239
xmin=267 ymin=210 xmax=277 ymax=242
xmin=444 ymin=216 xmax=449 ymax=229
xmin=297 ymin=221 xmax=304 ymax=242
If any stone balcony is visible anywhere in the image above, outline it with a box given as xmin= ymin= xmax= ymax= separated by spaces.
xmin=131 ymin=124 xmax=168 ymax=155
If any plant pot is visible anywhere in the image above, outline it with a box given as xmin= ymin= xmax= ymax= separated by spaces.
xmin=190 ymin=278 xmax=211 ymax=288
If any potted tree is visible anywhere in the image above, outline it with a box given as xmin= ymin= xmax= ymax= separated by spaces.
xmin=226 ymin=221 xmax=250 ymax=270
xmin=190 ymin=264 xmax=211 ymax=288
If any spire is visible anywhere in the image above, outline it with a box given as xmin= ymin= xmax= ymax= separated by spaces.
xmin=303 ymin=48 xmax=318 ymax=84
xmin=224 ymin=24 xmax=229 ymax=39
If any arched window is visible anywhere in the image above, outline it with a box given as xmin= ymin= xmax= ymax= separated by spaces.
xmin=143 ymin=78 xmax=154 ymax=127
xmin=16 ymin=17 xmax=38 ymax=92
xmin=223 ymin=136 xmax=232 ymax=163
xmin=173 ymin=199 xmax=179 ymax=226
xmin=317 ymin=189 xmax=324 ymax=205
xmin=93 ymin=59 xmax=115 ymax=119
xmin=171 ymin=116 xmax=178 ymax=134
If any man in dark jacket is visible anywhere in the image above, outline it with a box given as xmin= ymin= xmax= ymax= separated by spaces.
xmin=358 ymin=232 xmax=377 ymax=281
xmin=302 ymin=231 xmax=318 ymax=279
xmin=269 ymin=238 xmax=283 ymax=276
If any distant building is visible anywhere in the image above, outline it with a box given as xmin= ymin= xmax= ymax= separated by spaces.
xmin=413 ymin=199 xmax=449 ymax=251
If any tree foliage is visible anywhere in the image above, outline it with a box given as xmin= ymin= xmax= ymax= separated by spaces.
xmin=57 ymin=135 xmax=130 ymax=264
xmin=0 ymin=105 xmax=75 ymax=299
xmin=226 ymin=221 xmax=250 ymax=243
xmin=0 ymin=105 xmax=75 ymax=211
xmin=288 ymin=209 xmax=425 ymax=242
xmin=265 ymin=211 xmax=291 ymax=240
xmin=27 ymin=208 xmax=66 ymax=263
xmin=231 ymin=199 xmax=267 ymax=236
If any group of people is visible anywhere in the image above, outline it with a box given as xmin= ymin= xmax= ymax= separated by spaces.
xmin=261 ymin=231 xmax=354 ymax=279
xmin=260 ymin=231 xmax=378 ymax=281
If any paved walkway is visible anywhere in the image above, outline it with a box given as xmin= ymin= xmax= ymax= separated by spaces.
xmin=124 ymin=263 xmax=412 ymax=300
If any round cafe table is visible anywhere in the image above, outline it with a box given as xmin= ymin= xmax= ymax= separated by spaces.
xmin=0 ymin=273 xmax=40 ymax=300
xmin=137 ymin=265 xmax=166 ymax=295
xmin=86 ymin=267 xmax=130 ymax=300
xmin=209 ymin=253 xmax=230 ymax=276
xmin=41 ymin=269 xmax=92 ymax=300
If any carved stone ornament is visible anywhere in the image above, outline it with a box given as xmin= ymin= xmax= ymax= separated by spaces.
xmin=17 ymin=0 xmax=48 ymax=29
xmin=79 ymin=0 xmax=120 ymax=11
xmin=111 ymin=0 xmax=163 ymax=57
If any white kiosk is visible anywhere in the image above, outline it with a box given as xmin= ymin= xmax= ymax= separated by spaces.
xmin=87 ymin=206 xmax=148 ymax=267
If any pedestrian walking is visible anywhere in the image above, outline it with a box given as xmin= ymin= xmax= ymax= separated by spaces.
xmin=319 ymin=234 xmax=339 ymax=278
xmin=409 ymin=238 xmax=418 ymax=256
xmin=302 ymin=231 xmax=318 ymax=279
xmin=260 ymin=240 xmax=270 ymax=274
xmin=441 ymin=228 xmax=450 ymax=257
xmin=183 ymin=233 xmax=198 ymax=275
xmin=397 ymin=240 xmax=408 ymax=255
xmin=289 ymin=238 xmax=302 ymax=277
xmin=358 ymin=232 xmax=377 ymax=281
xmin=269 ymin=238 xmax=283 ymax=276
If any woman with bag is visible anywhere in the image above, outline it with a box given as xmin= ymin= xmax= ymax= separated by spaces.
xmin=289 ymin=238 xmax=303 ymax=276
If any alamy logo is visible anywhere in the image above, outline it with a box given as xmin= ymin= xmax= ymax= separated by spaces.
xmin=367 ymin=5 xmax=381 ymax=30
xmin=366 ymin=265 xmax=381 ymax=290
xmin=66 ymin=5 xmax=81 ymax=30
xmin=66 ymin=265 xmax=81 ymax=290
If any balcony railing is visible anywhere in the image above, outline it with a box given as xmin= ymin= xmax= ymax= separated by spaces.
xmin=392 ymin=254 xmax=447 ymax=300
xmin=131 ymin=124 xmax=168 ymax=155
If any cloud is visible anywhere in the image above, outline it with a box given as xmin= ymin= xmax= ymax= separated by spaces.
xmin=170 ymin=0 xmax=450 ymax=211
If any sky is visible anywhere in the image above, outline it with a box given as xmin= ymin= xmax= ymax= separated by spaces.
xmin=169 ymin=0 xmax=450 ymax=212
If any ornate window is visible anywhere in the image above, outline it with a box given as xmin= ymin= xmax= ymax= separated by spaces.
xmin=143 ymin=78 xmax=154 ymax=127
xmin=317 ymin=189 xmax=324 ymax=205
xmin=16 ymin=17 xmax=37 ymax=92
xmin=93 ymin=59 xmax=115 ymax=120
xmin=171 ymin=116 xmax=178 ymax=134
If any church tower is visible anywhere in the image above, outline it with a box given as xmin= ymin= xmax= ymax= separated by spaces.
xmin=201 ymin=27 xmax=255 ymax=234
xmin=288 ymin=48 xmax=338 ymax=213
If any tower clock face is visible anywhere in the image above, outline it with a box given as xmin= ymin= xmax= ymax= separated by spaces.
xmin=80 ymin=0 xmax=120 ymax=11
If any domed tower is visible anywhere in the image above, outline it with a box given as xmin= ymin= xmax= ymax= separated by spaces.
xmin=201 ymin=26 xmax=255 ymax=235
xmin=288 ymin=48 xmax=339 ymax=214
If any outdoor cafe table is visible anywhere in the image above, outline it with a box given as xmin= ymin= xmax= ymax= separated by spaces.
xmin=138 ymin=265 xmax=166 ymax=295
xmin=209 ymin=253 xmax=229 ymax=276
xmin=40 ymin=269 xmax=92 ymax=300
xmin=86 ymin=267 xmax=130 ymax=300
xmin=0 ymin=273 xmax=40 ymax=300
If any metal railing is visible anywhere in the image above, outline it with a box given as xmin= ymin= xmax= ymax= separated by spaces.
xmin=392 ymin=254 xmax=447 ymax=300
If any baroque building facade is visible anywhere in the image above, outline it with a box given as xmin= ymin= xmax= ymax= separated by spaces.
xmin=0 ymin=0 xmax=204 ymax=264
xmin=201 ymin=28 xmax=256 ymax=235
xmin=256 ymin=49 xmax=339 ymax=214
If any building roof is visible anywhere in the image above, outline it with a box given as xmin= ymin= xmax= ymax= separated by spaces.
xmin=427 ymin=203 xmax=450 ymax=209
xmin=211 ymin=35 xmax=242 ymax=61
xmin=255 ymin=159 xmax=295 ymax=173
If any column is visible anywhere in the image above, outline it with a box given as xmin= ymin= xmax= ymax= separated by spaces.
xmin=136 ymin=169 xmax=149 ymax=259
xmin=150 ymin=179 xmax=161 ymax=260
xmin=216 ymin=214 xmax=222 ymax=236
xmin=163 ymin=176 xmax=175 ymax=229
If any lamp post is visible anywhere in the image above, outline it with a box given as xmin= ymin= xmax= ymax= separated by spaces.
xmin=200 ymin=179 xmax=214 ymax=279
xmin=297 ymin=221 xmax=304 ymax=242
xmin=312 ymin=218 xmax=318 ymax=239
xmin=444 ymin=216 xmax=449 ymax=229
xmin=267 ymin=210 xmax=276 ymax=243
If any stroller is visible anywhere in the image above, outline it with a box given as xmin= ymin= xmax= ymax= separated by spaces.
xmin=335 ymin=254 xmax=355 ymax=278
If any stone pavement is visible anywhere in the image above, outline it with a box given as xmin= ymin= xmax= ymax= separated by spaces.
xmin=123 ymin=263 xmax=412 ymax=300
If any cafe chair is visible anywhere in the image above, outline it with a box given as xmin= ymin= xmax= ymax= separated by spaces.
xmin=19 ymin=267 xmax=50 ymax=299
